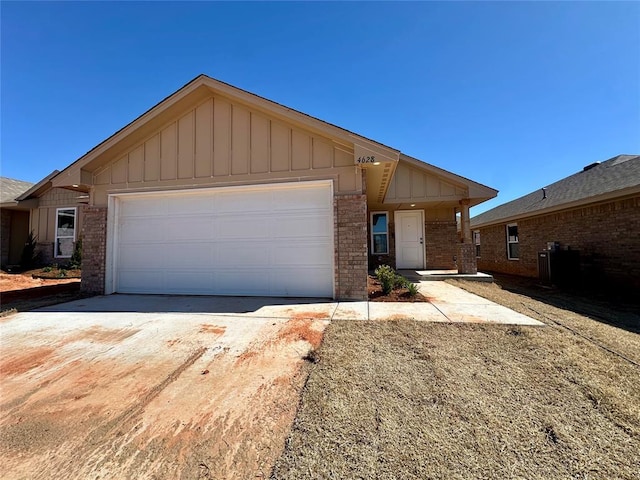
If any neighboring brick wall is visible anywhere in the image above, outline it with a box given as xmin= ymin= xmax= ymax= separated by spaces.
xmin=1 ymin=209 xmax=10 ymax=266
xmin=477 ymin=195 xmax=640 ymax=291
xmin=335 ymin=194 xmax=368 ymax=300
xmin=81 ymin=206 xmax=107 ymax=295
xmin=425 ymin=221 xmax=457 ymax=269
xmin=456 ymin=243 xmax=477 ymax=274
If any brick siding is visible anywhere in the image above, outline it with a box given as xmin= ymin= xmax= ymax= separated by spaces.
xmin=81 ymin=206 xmax=107 ymax=295
xmin=35 ymin=242 xmax=54 ymax=266
xmin=477 ymin=195 xmax=640 ymax=292
xmin=368 ymin=216 xmax=458 ymax=271
xmin=335 ymin=194 xmax=368 ymax=300
xmin=425 ymin=221 xmax=458 ymax=269
xmin=456 ymin=243 xmax=477 ymax=274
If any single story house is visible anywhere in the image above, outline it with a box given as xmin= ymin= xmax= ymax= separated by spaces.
xmin=1 ymin=176 xmax=35 ymax=267
xmin=15 ymin=75 xmax=497 ymax=299
xmin=470 ymin=154 xmax=640 ymax=293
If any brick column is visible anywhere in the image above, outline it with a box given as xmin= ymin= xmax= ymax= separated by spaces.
xmin=457 ymin=243 xmax=477 ymax=274
xmin=81 ymin=206 xmax=107 ymax=295
xmin=334 ymin=194 xmax=368 ymax=300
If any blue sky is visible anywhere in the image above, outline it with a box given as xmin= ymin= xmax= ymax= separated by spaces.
xmin=2 ymin=1 xmax=638 ymax=215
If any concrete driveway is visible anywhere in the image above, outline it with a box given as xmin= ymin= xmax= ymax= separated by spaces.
xmin=0 ymin=287 xmax=540 ymax=479
xmin=0 ymin=295 xmax=333 ymax=480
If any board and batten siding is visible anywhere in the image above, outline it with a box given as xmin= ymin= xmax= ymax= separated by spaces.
xmin=30 ymin=188 xmax=84 ymax=243
xmin=385 ymin=162 xmax=468 ymax=203
xmin=91 ymin=96 xmax=360 ymax=205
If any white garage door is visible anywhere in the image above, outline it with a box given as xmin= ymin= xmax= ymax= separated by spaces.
xmin=110 ymin=181 xmax=334 ymax=297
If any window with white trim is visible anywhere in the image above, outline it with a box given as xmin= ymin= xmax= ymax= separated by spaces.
xmin=55 ymin=207 xmax=76 ymax=258
xmin=370 ymin=212 xmax=389 ymax=255
xmin=506 ymin=223 xmax=519 ymax=260
xmin=473 ymin=230 xmax=481 ymax=257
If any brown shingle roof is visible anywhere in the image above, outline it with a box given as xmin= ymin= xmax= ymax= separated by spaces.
xmin=471 ymin=154 xmax=640 ymax=227
xmin=0 ymin=177 xmax=35 ymax=204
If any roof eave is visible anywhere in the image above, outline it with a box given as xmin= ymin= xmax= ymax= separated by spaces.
xmin=471 ymin=185 xmax=640 ymax=228
xmin=399 ymin=154 xmax=498 ymax=201
xmin=51 ymin=74 xmax=402 ymax=189
xmin=16 ymin=170 xmax=60 ymax=201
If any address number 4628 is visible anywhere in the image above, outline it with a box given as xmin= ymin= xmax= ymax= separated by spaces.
xmin=356 ymin=156 xmax=377 ymax=164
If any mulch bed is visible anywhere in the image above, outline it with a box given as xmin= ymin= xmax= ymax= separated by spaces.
xmin=30 ymin=268 xmax=82 ymax=279
xmin=367 ymin=275 xmax=428 ymax=302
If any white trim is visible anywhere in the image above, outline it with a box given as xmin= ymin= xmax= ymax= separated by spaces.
xmin=105 ymin=196 xmax=118 ymax=294
xmin=370 ymin=211 xmax=389 ymax=255
xmin=394 ymin=209 xmax=426 ymax=269
xmin=473 ymin=230 xmax=481 ymax=258
xmin=54 ymin=207 xmax=77 ymax=258
xmin=506 ymin=223 xmax=519 ymax=260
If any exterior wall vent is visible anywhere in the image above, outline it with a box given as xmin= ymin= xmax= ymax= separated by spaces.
xmin=582 ymin=162 xmax=600 ymax=172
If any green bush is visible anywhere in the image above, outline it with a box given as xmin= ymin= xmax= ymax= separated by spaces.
xmin=375 ymin=265 xmax=397 ymax=295
xmin=42 ymin=266 xmax=52 ymax=273
xmin=69 ymin=237 xmax=82 ymax=269
xmin=376 ymin=265 xmax=419 ymax=297
xmin=406 ymin=282 xmax=419 ymax=297
xmin=20 ymin=231 xmax=38 ymax=269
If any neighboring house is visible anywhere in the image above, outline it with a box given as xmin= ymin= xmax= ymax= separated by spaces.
xmin=14 ymin=75 xmax=496 ymax=299
xmin=471 ymin=154 xmax=640 ymax=293
xmin=0 ymin=177 xmax=35 ymax=267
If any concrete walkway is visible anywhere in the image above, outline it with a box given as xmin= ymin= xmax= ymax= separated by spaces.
xmin=332 ymin=281 xmax=543 ymax=325
xmin=36 ymin=281 xmax=542 ymax=326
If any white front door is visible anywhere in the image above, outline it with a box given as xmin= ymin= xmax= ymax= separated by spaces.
xmin=395 ymin=210 xmax=425 ymax=269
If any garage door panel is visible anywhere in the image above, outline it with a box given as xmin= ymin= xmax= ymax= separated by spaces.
xmin=164 ymin=271 xmax=216 ymax=294
xmin=118 ymin=244 xmax=161 ymax=269
xmin=271 ymin=243 xmax=332 ymax=265
xmin=268 ymin=268 xmax=333 ymax=296
xmin=113 ymin=182 xmax=334 ymax=297
xmin=274 ymin=214 xmax=331 ymax=237
xmin=166 ymin=195 xmax=215 ymax=215
xmin=119 ymin=218 xmax=166 ymax=244
xmin=215 ymin=216 xmax=269 ymax=238
xmin=272 ymin=186 xmax=327 ymax=209
xmin=118 ymin=270 xmax=164 ymax=293
xmin=216 ymin=191 xmax=272 ymax=213
xmin=121 ymin=197 xmax=167 ymax=217
xmin=213 ymin=241 xmax=270 ymax=267
xmin=164 ymin=244 xmax=214 ymax=268
xmin=215 ymin=270 xmax=270 ymax=296
xmin=164 ymin=217 xmax=216 ymax=242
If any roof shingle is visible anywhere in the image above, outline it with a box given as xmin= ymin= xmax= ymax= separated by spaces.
xmin=1 ymin=177 xmax=35 ymax=204
xmin=471 ymin=154 xmax=640 ymax=227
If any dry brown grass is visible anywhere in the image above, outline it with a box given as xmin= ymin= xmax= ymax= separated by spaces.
xmin=272 ymin=283 xmax=640 ymax=479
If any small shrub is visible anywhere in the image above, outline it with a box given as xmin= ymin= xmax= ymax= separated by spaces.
xmin=406 ymin=282 xmax=419 ymax=297
xmin=42 ymin=266 xmax=53 ymax=273
xmin=375 ymin=265 xmax=396 ymax=295
xmin=395 ymin=275 xmax=410 ymax=289
xmin=20 ymin=231 xmax=38 ymax=269
xmin=57 ymin=269 xmax=67 ymax=278
xmin=69 ymin=237 xmax=82 ymax=269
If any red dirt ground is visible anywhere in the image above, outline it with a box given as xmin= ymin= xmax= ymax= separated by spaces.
xmin=0 ymin=270 xmax=80 ymax=293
